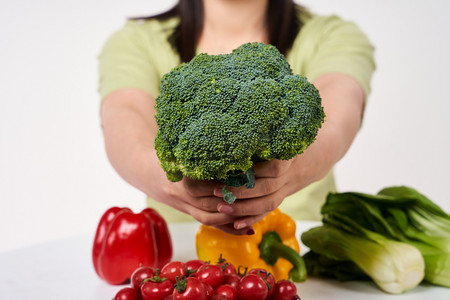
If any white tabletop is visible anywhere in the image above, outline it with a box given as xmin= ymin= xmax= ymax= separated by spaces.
xmin=0 ymin=222 xmax=449 ymax=299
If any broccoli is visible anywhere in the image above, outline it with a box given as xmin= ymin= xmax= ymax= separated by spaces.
xmin=154 ymin=42 xmax=325 ymax=203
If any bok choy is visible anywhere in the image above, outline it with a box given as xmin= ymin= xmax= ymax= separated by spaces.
xmin=302 ymin=222 xmax=425 ymax=294
xmin=301 ymin=186 xmax=450 ymax=293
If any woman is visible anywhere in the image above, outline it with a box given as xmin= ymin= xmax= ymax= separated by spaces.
xmin=98 ymin=0 xmax=375 ymax=234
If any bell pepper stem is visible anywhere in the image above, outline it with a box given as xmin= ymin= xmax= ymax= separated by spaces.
xmin=259 ymin=231 xmax=307 ymax=282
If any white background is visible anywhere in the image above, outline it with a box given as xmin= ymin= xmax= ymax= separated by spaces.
xmin=0 ymin=0 xmax=449 ymax=253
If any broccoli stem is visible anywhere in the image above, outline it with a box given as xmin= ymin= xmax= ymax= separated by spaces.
xmin=222 ymin=186 xmax=237 ymax=204
xmin=222 ymin=168 xmax=256 ymax=204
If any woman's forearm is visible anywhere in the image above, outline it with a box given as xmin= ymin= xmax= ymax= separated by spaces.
xmin=100 ymin=88 xmax=160 ymax=197
xmin=313 ymin=73 xmax=365 ymax=164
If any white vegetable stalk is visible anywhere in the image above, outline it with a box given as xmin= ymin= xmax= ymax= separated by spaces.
xmin=345 ymin=230 xmax=425 ymax=294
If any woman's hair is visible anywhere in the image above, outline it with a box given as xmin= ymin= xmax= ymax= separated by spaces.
xmin=135 ymin=0 xmax=306 ymax=62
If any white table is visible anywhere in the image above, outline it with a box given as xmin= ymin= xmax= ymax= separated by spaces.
xmin=0 ymin=222 xmax=449 ymax=299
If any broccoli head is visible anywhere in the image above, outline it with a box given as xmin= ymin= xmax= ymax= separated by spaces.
xmin=154 ymin=42 xmax=325 ymax=202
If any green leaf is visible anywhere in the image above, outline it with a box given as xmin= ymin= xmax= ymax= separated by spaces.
xmin=378 ymin=186 xmax=449 ymax=218
xmin=303 ymin=251 xmax=369 ymax=282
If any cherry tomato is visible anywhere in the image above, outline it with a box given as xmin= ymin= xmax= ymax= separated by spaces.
xmin=248 ymin=268 xmax=276 ymax=298
xmin=161 ymin=261 xmax=187 ymax=284
xmin=237 ymin=273 xmax=268 ymax=300
xmin=141 ymin=278 xmax=174 ymax=300
xmin=215 ymin=284 xmax=238 ymax=300
xmin=114 ymin=287 xmax=141 ymax=300
xmin=216 ymin=255 xmax=237 ymax=275
xmin=173 ymin=277 xmax=207 ymax=300
xmin=272 ymin=280 xmax=298 ymax=300
xmin=202 ymin=281 xmax=214 ymax=299
xmin=196 ymin=264 xmax=224 ymax=288
xmin=221 ymin=263 xmax=237 ymax=275
xmin=223 ymin=273 xmax=241 ymax=289
xmin=185 ymin=259 xmax=206 ymax=274
xmin=130 ymin=265 xmax=156 ymax=291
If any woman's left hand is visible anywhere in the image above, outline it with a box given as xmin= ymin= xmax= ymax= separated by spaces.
xmin=212 ymin=154 xmax=324 ymax=234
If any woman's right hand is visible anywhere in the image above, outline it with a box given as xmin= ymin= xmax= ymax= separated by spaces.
xmin=141 ymin=149 xmax=239 ymax=229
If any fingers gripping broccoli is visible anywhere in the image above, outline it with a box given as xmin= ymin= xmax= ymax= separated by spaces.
xmin=154 ymin=42 xmax=325 ymax=203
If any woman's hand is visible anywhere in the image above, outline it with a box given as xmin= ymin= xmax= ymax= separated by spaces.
xmin=213 ymin=159 xmax=293 ymax=231
xmin=212 ymin=143 xmax=331 ymax=233
xmin=142 ymin=151 xmax=241 ymax=229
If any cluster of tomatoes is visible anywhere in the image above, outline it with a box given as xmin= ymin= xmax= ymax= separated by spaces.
xmin=114 ymin=257 xmax=300 ymax=300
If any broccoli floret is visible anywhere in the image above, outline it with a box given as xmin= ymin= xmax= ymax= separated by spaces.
xmin=154 ymin=42 xmax=325 ymax=203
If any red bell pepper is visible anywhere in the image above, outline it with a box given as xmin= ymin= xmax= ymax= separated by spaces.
xmin=92 ymin=207 xmax=173 ymax=285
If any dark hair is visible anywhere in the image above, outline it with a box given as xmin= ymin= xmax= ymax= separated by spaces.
xmin=135 ymin=0 xmax=306 ymax=62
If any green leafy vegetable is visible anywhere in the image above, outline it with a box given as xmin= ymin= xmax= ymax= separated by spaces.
xmin=302 ymin=223 xmax=425 ymax=294
xmin=323 ymin=186 xmax=450 ymax=287
xmin=301 ymin=186 xmax=450 ymax=294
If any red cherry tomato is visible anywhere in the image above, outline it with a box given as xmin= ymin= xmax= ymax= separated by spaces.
xmin=196 ymin=264 xmax=225 ymax=288
xmin=218 ymin=262 xmax=237 ymax=275
xmin=114 ymin=287 xmax=141 ymax=300
xmin=272 ymin=280 xmax=298 ymax=300
xmin=215 ymin=284 xmax=238 ymax=300
xmin=130 ymin=266 xmax=156 ymax=290
xmin=173 ymin=277 xmax=207 ymax=300
xmin=161 ymin=261 xmax=187 ymax=284
xmin=216 ymin=255 xmax=237 ymax=275
xmin=202 ymin=281 xmax=214 ymax=298
xmin=141 ymin=279 xmax=174 ymax=300
xmin=185 ymin=259 xmax=206 ymax=274
xmin=223 ymin=273 xmax=241 ymax=289
xmin=248 ymin=268 xmax=276 ymax=298
xmin=237 ymin=274 xmax=268 ymax=300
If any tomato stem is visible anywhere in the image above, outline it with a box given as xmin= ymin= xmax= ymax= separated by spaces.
xmin=258 ymin=270 xmax=273 ymax=291
xmin=142 ymin=268 xmax=168 ymax=284
xmin=174 ymin=276 xmax=187 ymax=293
xmin=216 ymin=253 xmax=226 ymax=264
xmin=237 ymin=265 xmax=248 ymax=277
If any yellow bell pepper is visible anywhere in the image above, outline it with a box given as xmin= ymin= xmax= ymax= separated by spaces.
xmin=195 ymin=208 xmax=306 ymax=282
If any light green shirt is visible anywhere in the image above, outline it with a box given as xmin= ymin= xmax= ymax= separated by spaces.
xmin=98 ymin=13 xmax=375 ymax=221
